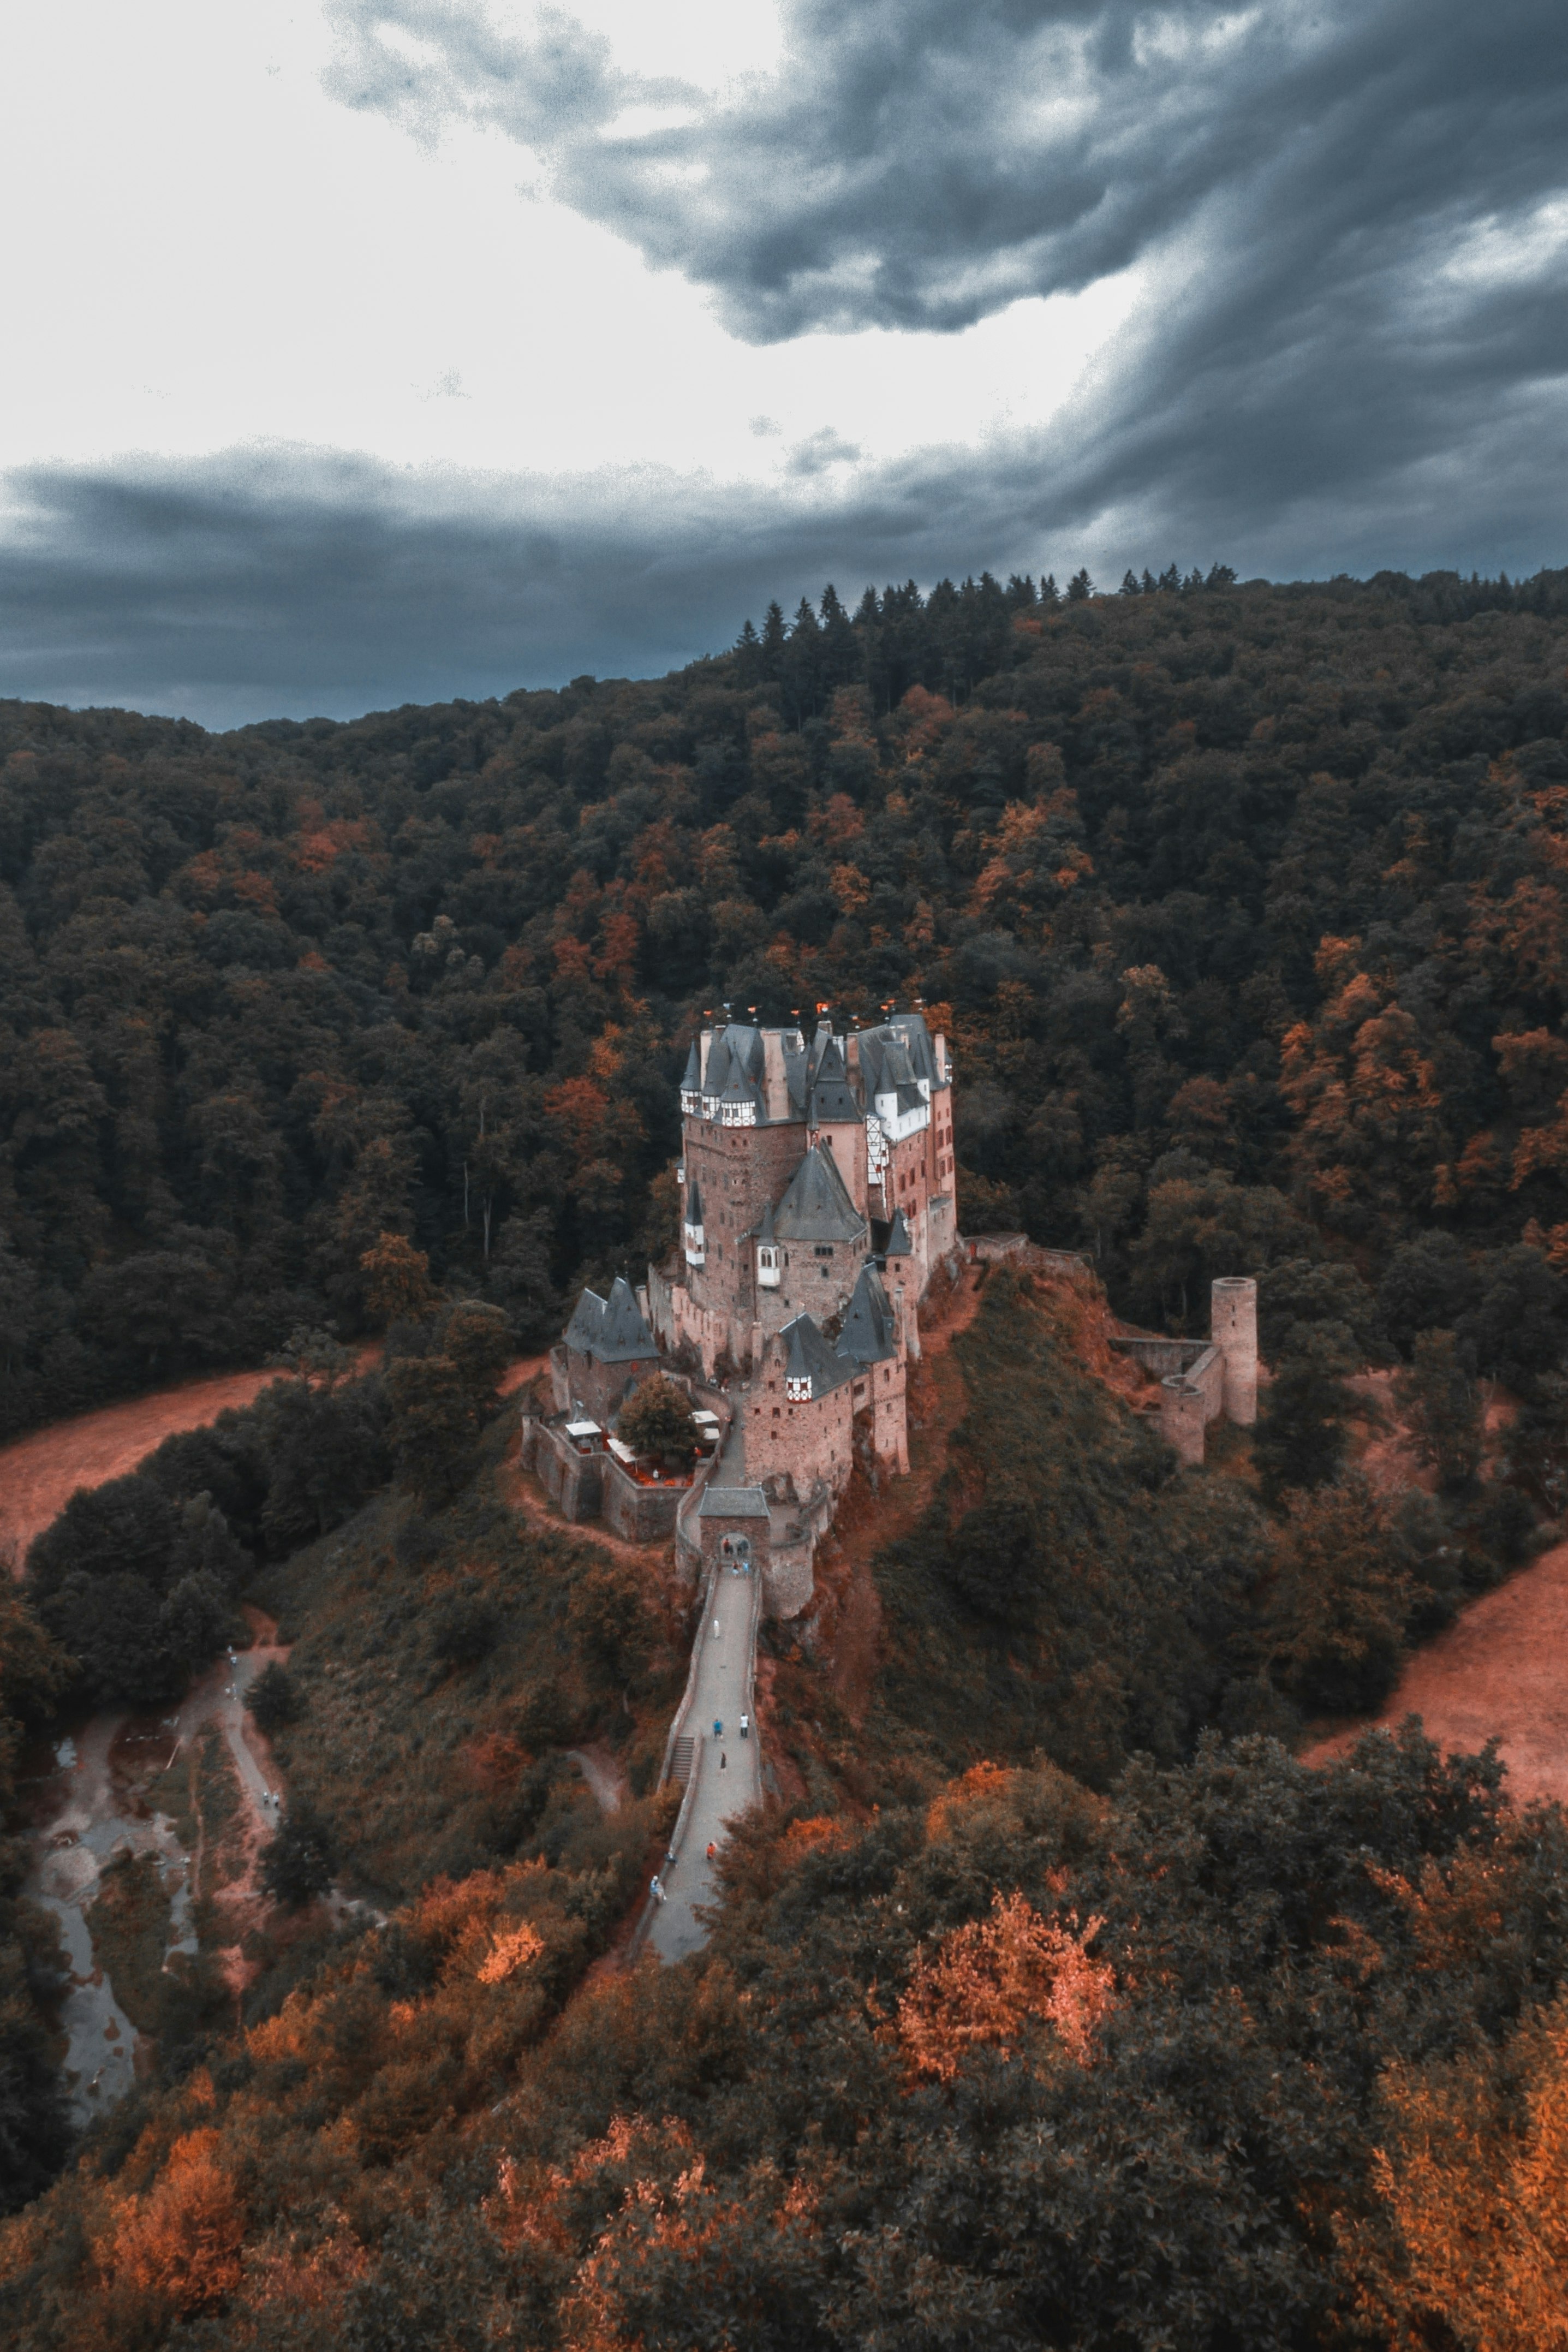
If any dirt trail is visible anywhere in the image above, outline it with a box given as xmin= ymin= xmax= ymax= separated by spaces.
xmin=1304 ymin=1538 xmax=1568 ymax=1805
xmin=0 ymin=1368 xmax=283 ymax=1565
xmin=565 ymin=1744 xmax=627 ymax=1815
xmin=0 ymin=1343 xmax=403 ymax=1569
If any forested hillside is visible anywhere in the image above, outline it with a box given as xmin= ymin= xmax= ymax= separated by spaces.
xmin=5 ymin=564 xmax=1568 ymax=1445
xmin=7 ymin=1273 xmax=1568 ymax=2351
xmin=8 ymin=566 xmax=1568 ymax=2346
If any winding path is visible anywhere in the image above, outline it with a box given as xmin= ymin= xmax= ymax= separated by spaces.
xmin=0 ymin=1368 xmax=283 ymax=1567
xmin=1304 ymin=1539 xmax=1568 ymax=1806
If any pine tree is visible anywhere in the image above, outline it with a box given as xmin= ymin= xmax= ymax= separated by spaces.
xmin=759 ymin=600 xmax=788 ymax=681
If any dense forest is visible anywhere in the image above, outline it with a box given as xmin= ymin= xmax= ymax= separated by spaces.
xmin=7 ymin=563 xmax=1568 ymax=2345
xmin=5 ymin=562 xmax=1568 ymax=1443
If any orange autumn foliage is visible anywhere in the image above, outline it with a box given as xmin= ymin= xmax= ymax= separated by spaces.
xmin=1357 ymin=1999 xmax=1568 ymax=2351
xmin=895 ymin=1891 xmax=1114 ymax=2080
xmin=104 ymin=2128 xmax=246 ymax=2315
xmin=924 ymin=1758 xmax=1019 ymax=1841
xmin=544 ymin=1076 xmax=610 ymax=1165
xmin=1279 ymin=938 xmax=1451 ymax=1223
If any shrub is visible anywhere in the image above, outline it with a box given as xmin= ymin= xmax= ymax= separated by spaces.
xmin=428 ymin=1583 xmax=501 ymax=1672
xmin=247 ymin=1660 xmax=301 ymax=1734
xmin=259 ymin=1800 xmax=336 ymax=1909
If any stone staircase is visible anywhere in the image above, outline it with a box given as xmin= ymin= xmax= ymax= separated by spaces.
xmin=671 ymin=1733 xmax=694 ymax=1785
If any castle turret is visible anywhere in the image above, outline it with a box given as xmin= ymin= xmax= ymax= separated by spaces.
xmin=1211 ymin=1276 xmax=1258 ymax=1426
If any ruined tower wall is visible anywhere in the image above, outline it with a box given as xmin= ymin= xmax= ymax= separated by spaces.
xmin=1158 ymin=1344 xmax=1225 ymax=1465
xmin=1211 ymin=1276 xmax=1259 ymax=1426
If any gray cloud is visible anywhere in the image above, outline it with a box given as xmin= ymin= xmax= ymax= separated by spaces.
xmin=3 ymin=2 xmax=1566 ymax=723
xmin=785 ymin=427 xmax=863 ymax=477
xmin=322 ymin=3 xmax=1568 ymax=668
xmin=4 ymin=366 xmax=1565 ymax=729
xmin=325 ymin=1 xmax=1568 ymax=335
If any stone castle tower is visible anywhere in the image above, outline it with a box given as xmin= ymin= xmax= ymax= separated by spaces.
xmin=654 ymin=1012 xmax=956 ymax=1384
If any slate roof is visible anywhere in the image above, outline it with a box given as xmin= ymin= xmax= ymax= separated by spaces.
xmin=836 ymin=1264 xmax=897 ymax=1365
xmin=684 ymin=1180 xmax=703 ymax=1226
xmin=563 ymin=1288 xmax=607 ymax=1355
xmin=885 ymin=1207 xmax=914 ymax=1257
xmin=857 ymin=1014 xmax=943 ymax=1099
xmin=780 ymin=1311 xmax=856 ymax=1398
xmin=680 ymin=1039 xmax=701 ymax=1091
xmin=798 ymin=1032 xmax=859 ymax=1124
xmin=564 ymin=1275 xmax=658 ymax=1364
xmin=702 ymin=1022 xmax=765 ymax=1095
xmin=697 ymin=1483 xmax=771 ymax=1520
xmin=772 ymin=1145 xmax=867 ymax=1244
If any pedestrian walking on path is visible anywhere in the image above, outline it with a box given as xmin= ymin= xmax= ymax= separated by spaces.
xmin=713 ymin=1717 xmax=723 ymax=1737
xmin=706 ymin=1842 xmax=716 ymax=1862
xmin=740 ymin=1712 xmax=749 ymax=1738
xmin=720 ymin=1750 xmax=728 ymax=1771
xmin=712 ymin=1617 xmax=721 ymax=1640
xmin=650 ymin=1874 xmax=665 ymax=1904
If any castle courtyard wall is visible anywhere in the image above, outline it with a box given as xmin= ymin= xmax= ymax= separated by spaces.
xmin=601 ymin=1455 xmax=687 ymax=1544
xmin=525 ymin=1418 xmax=606 ymax=1522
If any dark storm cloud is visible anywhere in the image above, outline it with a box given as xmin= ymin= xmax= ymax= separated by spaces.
xmin=3 ymin=0 xmax=1566 ymax=723
xmin=320 ymin=1 xmax=1568 ymax=553
xmin=0 ymin=444 xmax=1002 ymax=725
xmin=325 ymin=1 xmax=1568 ymax=331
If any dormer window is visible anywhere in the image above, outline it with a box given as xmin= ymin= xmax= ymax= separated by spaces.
xmin=785 ymin=1374 xmax=812 ymax=1402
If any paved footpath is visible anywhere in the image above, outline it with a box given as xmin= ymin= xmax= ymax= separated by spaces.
xmin=650 ymin=1408 xmax=762 ymax=1960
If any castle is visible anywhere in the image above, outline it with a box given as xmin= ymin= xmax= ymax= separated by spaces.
xmin=523 ymin=1007 xmax=1261 ymax=1618
xmin=527 ymin=1012 xmax=956 ymax=1615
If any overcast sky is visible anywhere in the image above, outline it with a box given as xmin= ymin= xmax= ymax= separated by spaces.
xmin=3 ymin=0 xmax=1566 ymax=726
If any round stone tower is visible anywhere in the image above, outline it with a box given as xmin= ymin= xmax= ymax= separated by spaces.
xmin=1211 ymin=1276 xmax=1258 ymax=1426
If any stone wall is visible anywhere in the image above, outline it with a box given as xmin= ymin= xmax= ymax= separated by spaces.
xmin=1211 ymin=1276 xmax=1259 ymax=1425
xmin=1158 ymin=1343 xmax=1226 ymax=1465
xmin=745 ymin=1351 xmax=856 ymax=1498
xmin=526 ymin=1418 xmax=605 ymax=1521
xmin=601 ymin=1454 xmax=688 ymax=1544
xmin=681 ymin=1116 xmax=806 ymax=1324
xmin=762 ymin=1540 xmax=814 ymax=1619
xmin=551 ymin=1341 xmax=659 ymax=1427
